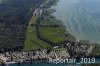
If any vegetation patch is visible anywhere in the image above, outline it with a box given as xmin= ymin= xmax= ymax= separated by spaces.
xmin=55 ymin=47 xmax=67 ymax=51
xmin=39 ymin=16 xmax=75 ymax=43
xmin=0 ymin=0 xmax=46 ymax=51
xmin=23 ymin=16 xmax=50 ymax=51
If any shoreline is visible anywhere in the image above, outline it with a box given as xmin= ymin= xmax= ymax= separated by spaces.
xmin=1 ymin=58 xmax=100 ymax=65
xmin=50 ymin=0 xmax=100 ymax=44
xmin=0 ymin=0 xmax=100 ymax=65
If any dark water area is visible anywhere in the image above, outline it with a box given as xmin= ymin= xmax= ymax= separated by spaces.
xmin=3 ymin=59 xmax=100 ymax=66
xmin=51 ymin=0 xmax=100 ymax=44
xmin=0 ymin=58 xmax=99 ymax=66
xmin=8 ymin=63 xmax=74 ymax=66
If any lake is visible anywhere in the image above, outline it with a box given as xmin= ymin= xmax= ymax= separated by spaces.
xmin=51 ymin=0 xmax=100 ymax=44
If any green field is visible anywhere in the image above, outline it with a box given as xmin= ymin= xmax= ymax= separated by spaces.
xmin=23 ymin=16 xmax=50 ymax=51
xmin=39 ymin=16 xmax=75 ymax=43
xmin=23 ymin=15 xmax=75 ymax=50
xmin=40 ymin=27 xmax=66 ymax=43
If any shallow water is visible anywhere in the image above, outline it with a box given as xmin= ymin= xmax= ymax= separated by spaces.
xmin=0 ymin=0 xmax=1 ymax=3
xmin=51 ymin=0 xmax=100 ymax=44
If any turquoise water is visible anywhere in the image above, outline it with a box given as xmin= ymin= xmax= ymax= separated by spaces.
xmin=8 ymin=63 xmax=77 ymax=66
xmin=4 ymin=58 xmax=100 ymax=66
xmin=5 ymin=58 xmax=100 ymax=66
xmin=51 ymin=0 xmax=100 ymax=44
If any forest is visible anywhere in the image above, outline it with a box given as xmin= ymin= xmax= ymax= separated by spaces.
xmin=0 ymin=0 xmax=45 ymax=51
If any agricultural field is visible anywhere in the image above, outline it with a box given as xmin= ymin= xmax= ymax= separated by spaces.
xmin=24 ymin=15 xmax=75 ymax=51
xmin=39 ymin=16 xmax=75 ymax=43
xmin=23 ymin=16 xmax=50 ymax=51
